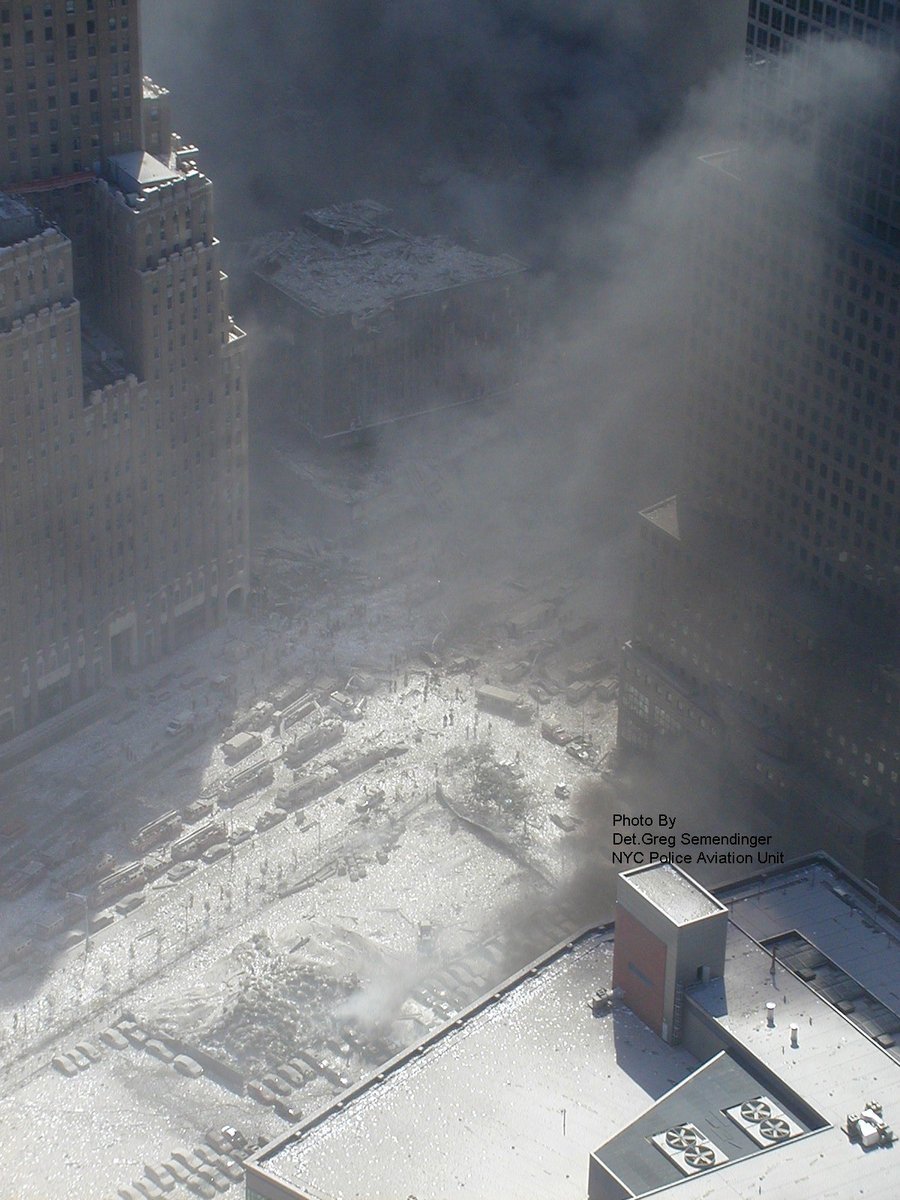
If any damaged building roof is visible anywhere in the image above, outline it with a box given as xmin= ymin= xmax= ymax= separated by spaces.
xmin=252 ymin=201 xmax=526 ymax=319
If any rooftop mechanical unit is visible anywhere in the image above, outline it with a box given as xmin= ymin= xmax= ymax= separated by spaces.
xmin=724 ymin=1096 xmax=804 ymax=1148
xmin=649 ymin=1123 xmax=729 ymax=1175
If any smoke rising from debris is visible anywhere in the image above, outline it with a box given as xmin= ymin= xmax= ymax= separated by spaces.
xmin=140 ymin=4 xmax=737 ymax=596
xmin=143 ymin=4 xmax=900 ymax=837
xmin=143 ymin=1 xmax=746 ymax=250
xmin=141 ymin=6 xmax=900 ymax=640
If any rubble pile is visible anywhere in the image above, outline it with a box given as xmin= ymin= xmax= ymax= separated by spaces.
xmin=156 ymin=932 xmax=360 ymax=1077
xmin=448 ymin=743 xmax=530 ymax=834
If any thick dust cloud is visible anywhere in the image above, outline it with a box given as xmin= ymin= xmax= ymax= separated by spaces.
xmin=141 ymin=8 xmax=897 ymax=639
xmin=141 ymin=1 xmax=746 ymax=252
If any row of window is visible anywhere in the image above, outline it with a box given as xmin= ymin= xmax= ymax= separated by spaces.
xmin=1 ymin=2 xmax=129 ymax=24
xmin=5 ymin=79 xmax=130 ymax=104
xmin=750 ymin=0 xmax=896 ymax=28
xmin=636 ymin=598 xmax=897 ymax=796
xmin=1 ymin=48 xmax=130 ymax=72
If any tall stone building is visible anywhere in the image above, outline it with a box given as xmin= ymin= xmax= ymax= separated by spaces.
xmin=618 ymin=2 xmax=900 ymax=895
xmin=0 ymin=1 xmax=248 ymax=740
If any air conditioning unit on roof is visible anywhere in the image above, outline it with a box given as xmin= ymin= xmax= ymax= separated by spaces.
xmin=724 ymin=1095 xmax=803 ymax=1148
xmin=649 ymin=1123 xmax=729 ymax=1175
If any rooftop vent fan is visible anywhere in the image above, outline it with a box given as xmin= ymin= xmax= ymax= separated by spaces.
xmin=759 ymin=1117 xmax=793 ymax=1142
xmin=741 ymin=1099 xmax=774 ymax=1123
xmin=684 ymin=1145 xmax=718 ymax=1170
xmin=666 ymin=1126 xmax=703 ymax=1150
xmin=725 ymin=1096 xmax=803 ymax=1148
xmin=650 ymin=1124 xmax=729 ymax=1176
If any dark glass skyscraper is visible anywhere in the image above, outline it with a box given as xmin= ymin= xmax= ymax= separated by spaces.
xmin=618 ymin=1 xmax=900 ymax=896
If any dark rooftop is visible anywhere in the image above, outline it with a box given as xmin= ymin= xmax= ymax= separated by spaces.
xmin=0 ymin=193 xmax=40 ymax=247
xmin=594 ymin=1050 xmax=821 ymax=1197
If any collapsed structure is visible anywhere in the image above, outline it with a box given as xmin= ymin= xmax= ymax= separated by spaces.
xmin=0 ymin=1 xmax=248 ymax=741
xmin=244 ymin=856 xmax=899 ymax=1199
xmin=249 ymin=200 xmax=527 ymax=439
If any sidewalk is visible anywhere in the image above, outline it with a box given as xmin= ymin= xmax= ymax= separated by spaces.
xmin=0 ymin=690 xmax=114 ymax=776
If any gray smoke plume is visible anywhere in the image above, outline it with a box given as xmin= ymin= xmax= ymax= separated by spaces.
xmin=142 ymin=1 xmax=746 ymax=253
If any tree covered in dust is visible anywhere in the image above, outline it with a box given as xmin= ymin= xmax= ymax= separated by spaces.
xmin=447 ymin=741 xmax=529 ymax=825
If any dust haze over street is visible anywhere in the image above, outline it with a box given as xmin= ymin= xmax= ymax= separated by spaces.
xmin=0 ymin=3 xmax=839 ymax=1198
xmin=0 ymin=400 xmax=798 ymax=1198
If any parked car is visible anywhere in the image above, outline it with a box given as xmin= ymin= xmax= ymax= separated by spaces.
xmin=201 ymin=843 xmax=230 ymax=864
xmin=274 ymin=1064 xmax=304 ymax=1088
xmin=146 ymin=1039 xmax=174 ymax=1064
xmin=541 ymin=721 xmax=576 ymax=746
xmin=174 ymin=1055 xmax=204 ymax=1078
xmin=261 ymin=1073 xmax=290 ymax=1097
xmin=172 ymin=1150 xmax=206 ymax=1174
xmin=273 ymin=1098 xmax=305 ymax=1123
xmin=168 ymin=862 xmax=197 ymax=883
xmin=246 ymin=1080 xmax=277 ymax=1106
xmin=165 ymin=712 xmax=196 ymax=737
xmin=100 ymin=1027 xmax=129 ymax=1051
xmin=256 ymin=809 xmax=286 ymax=833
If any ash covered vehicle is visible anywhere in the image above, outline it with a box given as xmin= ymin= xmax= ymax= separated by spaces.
xmin=132 ymin=810 xmax=182 ymax=854
xmin=328 ymin=691 xmax=364 ymax=721
xmin=221 ymin=731 xmax=263 ymax=763
xmin=256 ymin=809 xmax=287 ymax=832
xmin=282 ymin=719 xmax=344 ymax=770
xmin=274 ymin=770 xmax=338 ymax=810
xmin=218 ymin=760 xmax=276 ymax=807
xmin=165 ymin=711 xmax=196 ymax=737
xmin=354 ymin=789 xmax=385 ymax=814
xmin=445 ymin=655 xmax=477 ymax=675
xmin=564 ymin=736 xmax=604 ymax=767
xmin=540 ymin=721 xmax=577 ymax=746
xmin=475 ymin=685 xmax=535 ymax=724
xmin=170 ymin=820 xmax=226 ymax=862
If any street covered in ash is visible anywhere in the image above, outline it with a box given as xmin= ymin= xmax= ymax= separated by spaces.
xmin=0 ymin=411 xmax=795 ymax=1199
xmin=0 ymin=412 xmax=636 ymax=1200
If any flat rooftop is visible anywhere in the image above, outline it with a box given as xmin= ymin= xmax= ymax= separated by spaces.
xmin=249 ymin=858 xmax=900 ymax=1200
xmin=253 ymin=201 xmax=525 ymax=318
xmin=252 ymin=932 xmax=699 ymax=1200
xmin=623 ymin=862 xmax=725 ymax=925
xmin=672 ymin=938 xmax=899 ymax=1195
xmin=724 ymin=862 xmax=900 ymax=1014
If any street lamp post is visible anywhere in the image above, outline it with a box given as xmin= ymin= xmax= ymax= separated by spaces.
xmin=66 ymin=891 xmax=90 ymax=956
